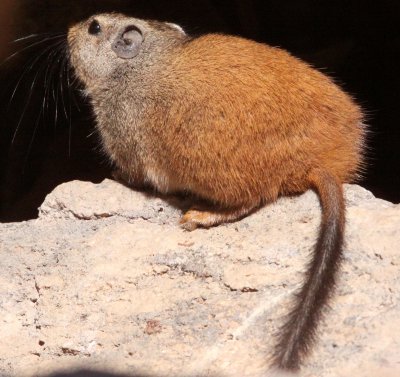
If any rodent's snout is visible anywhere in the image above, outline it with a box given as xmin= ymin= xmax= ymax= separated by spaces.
xmin=66 ymin=20 xmax=99 ymax=84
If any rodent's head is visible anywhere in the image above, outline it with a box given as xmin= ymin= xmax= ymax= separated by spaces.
xmin=68 ymin=13 xmax=187 ymax=90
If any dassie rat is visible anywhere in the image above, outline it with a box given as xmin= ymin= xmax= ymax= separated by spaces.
xmin=68 ymin=13 xmax=365 ymax=373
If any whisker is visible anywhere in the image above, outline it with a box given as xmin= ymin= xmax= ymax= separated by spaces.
xmin=68 ymin=63 xmax=82 ymax=113
xmin=57 ymin=48 xmax=73 ymax=155
xmin=42 ymin=45 xmax=60 ymax=124
xmin=1 ymin=34 xmax=66 ymax=68
xmin=71 ymin=88 xmax=81 ymax=112
xmin=65 ymin=56 xmax=73 ymax=156
xmin=6 ymin=31 xmax=73 ymax=167
xmin=23 ymin=100 xmax=44 ymax=174
xmin=10 ymin=40 xmax=66 ymax=144
xmin=43 ymin=42 xmax=67 ymax=121
xmin=53 ymin=81 xmax=59 ymax=129
xmin=8 ymin=39 xmax=66 ymax=106
xmin=51 ymin=50 xmax=60 ymax=129
xmin=87 ymin=129 xmax=97 ymax=138
xmin=11 ymin=67 xmax=43 ymax=144
xmin=11 ymin=32 xmax=62 ymax=44
xmin=44 ymin=41 xmax=72 ymax=148
xmin=59 ymin=52 xmax=69 ymax=121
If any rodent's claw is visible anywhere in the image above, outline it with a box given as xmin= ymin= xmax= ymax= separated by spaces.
xmin=179 ymin=219 xmax=198 ymax=232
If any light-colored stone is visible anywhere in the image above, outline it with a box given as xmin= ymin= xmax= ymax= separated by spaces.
xmin=1 ymin=179 xmax=399 ymax=377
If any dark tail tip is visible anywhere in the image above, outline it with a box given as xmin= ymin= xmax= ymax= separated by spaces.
xmin=271 ymin=169 xmax=345 ymax=371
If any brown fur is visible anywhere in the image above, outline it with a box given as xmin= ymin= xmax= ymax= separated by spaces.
xmin=68 ymin=13 xmax=365 ymax=372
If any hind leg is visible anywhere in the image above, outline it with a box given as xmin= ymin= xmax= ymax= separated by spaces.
xmin=180 ymin=203 xmax=259 ymax=231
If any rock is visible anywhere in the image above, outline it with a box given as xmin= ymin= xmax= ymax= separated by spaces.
xmin=38 ymin=180 xmax=182 ymax=224
xmin=1 ymin=179 xmax=399 ymax=377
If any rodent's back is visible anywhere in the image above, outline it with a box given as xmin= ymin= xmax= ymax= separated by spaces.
xmin=136 ymin=34 xmax=364 ymax=205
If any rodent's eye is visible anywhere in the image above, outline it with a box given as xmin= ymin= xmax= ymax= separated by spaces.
xmin=88 ymin=20 xmax=101 ymax=35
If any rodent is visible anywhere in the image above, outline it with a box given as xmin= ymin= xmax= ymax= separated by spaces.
xmin=67 ymin=13 xmax=365 ymax=374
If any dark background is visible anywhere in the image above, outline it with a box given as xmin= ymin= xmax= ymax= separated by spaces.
xmin=0 ymin=0 xmax=399 ymax=222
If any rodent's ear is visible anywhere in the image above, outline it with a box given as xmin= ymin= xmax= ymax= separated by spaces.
xmin=166 ymin=23 xmax=186 ymax=35
xmin=112 ymin=25 xmax=143 ymax=59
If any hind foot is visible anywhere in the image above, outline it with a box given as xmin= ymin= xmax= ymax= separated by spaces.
xmin=180 ymin=205 xmax=257 ymax=231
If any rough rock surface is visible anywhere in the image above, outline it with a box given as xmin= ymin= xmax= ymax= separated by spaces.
xmin=1 ymin=179 xmax=399 ymax=377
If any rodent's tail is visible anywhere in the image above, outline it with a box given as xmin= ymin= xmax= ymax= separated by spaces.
xmin=272 ymin=169 xmax=345 ymax=371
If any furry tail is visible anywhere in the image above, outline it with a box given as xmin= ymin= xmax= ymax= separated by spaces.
xmin=273 ymin=169 xmax=345 ymax=371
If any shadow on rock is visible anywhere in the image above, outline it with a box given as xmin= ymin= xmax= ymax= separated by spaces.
xmin=41 ymin=369 xmax=221 ymax=377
